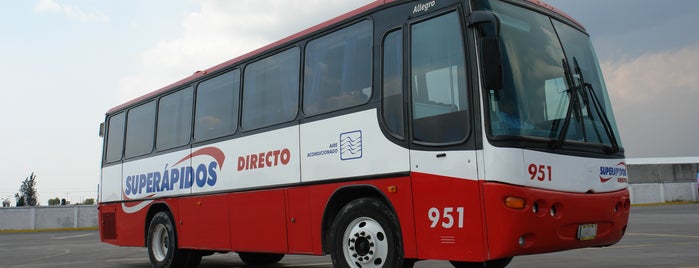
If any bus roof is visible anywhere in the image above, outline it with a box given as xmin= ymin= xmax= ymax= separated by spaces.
xmin=106 ymin=0 xmax=580 ymax=115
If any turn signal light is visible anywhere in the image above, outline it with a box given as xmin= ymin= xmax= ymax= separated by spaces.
xmin=505 ymin=197 xmax=526 ymax=210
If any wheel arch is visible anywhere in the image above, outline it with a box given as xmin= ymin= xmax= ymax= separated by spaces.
xmin=144 ymin=202 xmax=175 ymax=247
xmin=320 ymin=184 xmax=400 ymax=254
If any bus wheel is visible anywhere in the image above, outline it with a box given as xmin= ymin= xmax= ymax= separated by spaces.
xmin=147 ymin=211 xmax=200 ymax=268
xmin=330 ymin=198 xmax=404 ymax=268
xmin=238 ymin=252 xmax=284 ymax=265
xmin=450 ymin=257 xmax=513 ymax=268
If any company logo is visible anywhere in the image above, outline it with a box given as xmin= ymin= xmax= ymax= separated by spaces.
xmin=122 ymin=147 xmax=225 ymax=213
xmin=600 ymin=162 xmax=628 ymax=183
xmin=340 ymin=130 xmax=362 ymax=160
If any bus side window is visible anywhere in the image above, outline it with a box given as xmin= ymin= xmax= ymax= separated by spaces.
xmin=242 ymin=48 xmax=300 ymax=130
xmin=382 ymin=29 xmax=404 ymax=139
xmin=105 ymin=112 xmax=126 ymax=163
xmin=303 ymin=20 xmax=372 ymax=116
xmin=410 ymin=12 xmax=469 ymax=144
xmin=194 ymin=70 xmax=240 ymax=141
xmin=157 ymin=87 xmax=193 ymax=150
xmin=124 ymin=101 xmax=156 ymax=158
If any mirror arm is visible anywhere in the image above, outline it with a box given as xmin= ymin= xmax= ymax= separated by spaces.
xmin=467 ymin=11 xmax=501 ymax=36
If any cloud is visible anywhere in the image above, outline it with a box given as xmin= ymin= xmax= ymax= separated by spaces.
xmin=601 ymin=43 xmax=699 ymax=157
xmin=115 ymin=0 xmax=374 ymax=104
xmin=34 ymin=0 xmax=109 ymax=23
xmin=602 ymin=43 xmax=699 ymax=104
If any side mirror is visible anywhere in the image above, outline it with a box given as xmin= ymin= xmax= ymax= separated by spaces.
xmin=479 ymin=36 xmax=504 ymax=90
xmin=467 ymin=11 xmax=504 ymax=90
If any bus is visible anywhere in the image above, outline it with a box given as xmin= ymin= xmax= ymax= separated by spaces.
xmin=98 ymin=0 xmax=630 ymax=267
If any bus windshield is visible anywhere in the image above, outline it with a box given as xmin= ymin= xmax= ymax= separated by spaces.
xmin=485 ymin=1 xmax=623 ymax=152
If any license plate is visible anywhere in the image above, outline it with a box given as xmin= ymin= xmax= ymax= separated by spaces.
xmin=577 ymin=224 xmax=597 ymax=241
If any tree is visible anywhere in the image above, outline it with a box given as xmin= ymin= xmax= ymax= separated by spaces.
xmin=15 ymin=195 xmax=25 ymax=207
xmin=83 ymin=198 xmax=95 ymax=205
xmin=48 ymin=197 xmax=61 ymax=206
xmin=15 ymin=172 xmax=39 ymax=207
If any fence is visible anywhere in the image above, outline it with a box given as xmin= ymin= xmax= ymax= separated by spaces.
xmin=627 ymin=158 xmax=699 ymax=204
xmin=0 ymin=205 xmax=97 ymax=231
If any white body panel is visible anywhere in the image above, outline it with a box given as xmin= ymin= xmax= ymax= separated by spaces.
xmin=100 ymin=164 xmax=122 ymax=202
xmin=410 ymin=150 xmax=478 ymax=181
xmin=482 ymin=142 xmax=628 ymax=193
xmin=117 ymin=125 xmax=301 ymax=201
xmin=203 ymin=125 xmax=301 ymax=192
xmin=300 ymin=109 xmax=410 ymax=182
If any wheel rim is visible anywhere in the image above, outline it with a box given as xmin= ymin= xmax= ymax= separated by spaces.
xmin=342 ymin=217 xmax=389 ymax=268
xmin=152 ymin=224 xmax=169 ymax=262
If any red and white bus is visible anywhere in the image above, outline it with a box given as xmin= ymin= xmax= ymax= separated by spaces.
xmin=98 ymin=0 xmax=630 ymax=267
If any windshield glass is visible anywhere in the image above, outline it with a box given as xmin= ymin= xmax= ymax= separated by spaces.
xmin=484 ymin=1 xmax=623 ymax=151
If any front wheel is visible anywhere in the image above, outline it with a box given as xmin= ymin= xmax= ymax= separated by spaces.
xmin=330 ymin=197 xmax=406 ymax=268
xmin=147 ymin=211 xmax=201 ymax=268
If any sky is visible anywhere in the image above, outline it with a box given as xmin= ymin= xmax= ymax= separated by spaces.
xmin=1 ymin=0 xmax=697 ymax=205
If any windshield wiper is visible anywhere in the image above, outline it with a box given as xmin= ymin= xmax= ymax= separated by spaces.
xmin=551 ymin=58 xmax=583 ymax=149
xmin=552 ymin=58 xmax=620 ymax=154
xmin=572 ymin=58 xmax=620 ymax=153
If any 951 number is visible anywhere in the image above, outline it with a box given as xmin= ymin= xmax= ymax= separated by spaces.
xmin=528 ymin=163 xmax=552 ymax=181
xmin=428 ymin=207 xmax=464 ymax=229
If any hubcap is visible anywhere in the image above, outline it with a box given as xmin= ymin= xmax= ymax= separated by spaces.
xmin=343 ymin=217 xmax=388 ymax=268
xmin=152 ymin=224 xmax=169 ymax=262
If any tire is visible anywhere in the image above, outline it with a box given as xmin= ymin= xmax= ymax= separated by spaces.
xmin=147 ymin=211 xmax=201 ymax=268
xmin=450 ymin=257 xmax=513 ymax=268
xmin=238 ymin=252 xmax=284 ymax=265
xmin=330 ymin=197 xmax=406 ymax=268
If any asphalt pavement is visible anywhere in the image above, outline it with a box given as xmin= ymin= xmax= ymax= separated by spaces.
xmin=0 ymin=203 xmax=697 ymax=268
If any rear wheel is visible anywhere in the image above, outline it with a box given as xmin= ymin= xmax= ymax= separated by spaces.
xmin=450 ymin=257 xmax=513 ymax=268
xmin=330 ymin=197 xmax=407 ymax=268
xmin=147 ymin=211 xmax=201 ymax=268
xmin=238 ymin=252 xmax=284 ymax=265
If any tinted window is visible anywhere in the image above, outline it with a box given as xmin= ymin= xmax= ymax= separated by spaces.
xmin=242 ymin=48 xmax=300 ymax=130
xmin=125 ymin=101 xmax=156 ymax=158
xmin=411 ymin=12 xmax=469 ymax=144
xmin=303 ymin=21 xmax=372 ymax=115
xmin=157 ymin=87 xmax=193 ymax=150
xmin=382 ymin=30 xmax=404 ymax=139
xmin=105 ymin=113 xmax=125 ymax=163
xmin=195 ymin=70 xmax=240 ymax=141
